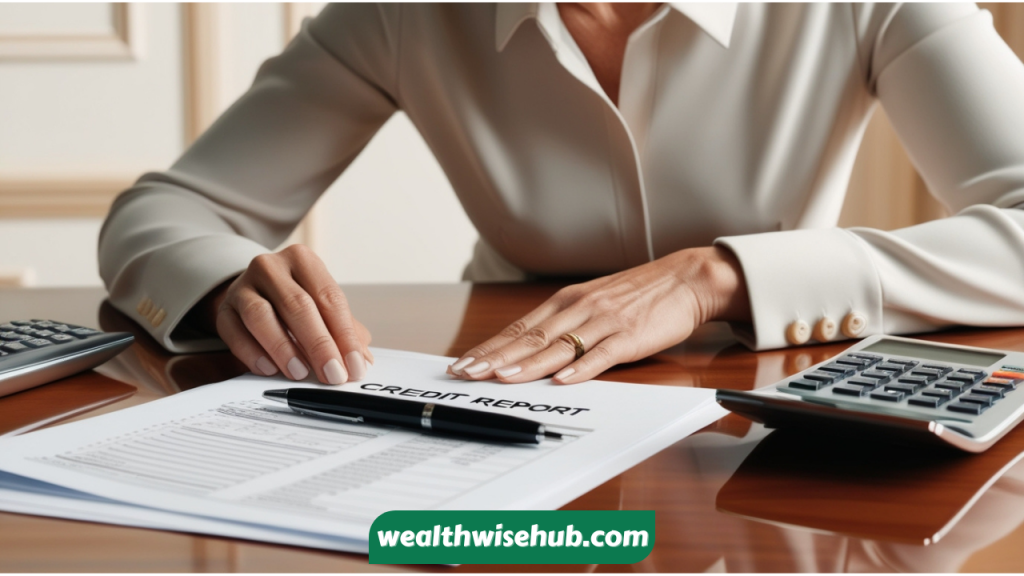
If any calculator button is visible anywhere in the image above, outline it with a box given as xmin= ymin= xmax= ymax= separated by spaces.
xmin=956 ymin=368 xmax=987 ymax=378
xmin=982 ymin=378 xmax=1017 ymax=391
xmin=847 ymin=353 xmax=882 ymax=364
xmin=835 ymin=358 xmax=869 ymax=368
xmin=936 ymin=380 xmax=970 ymax=393
xmin=833 ymin=384 xmax=870 ymax=397
xmin=819 ymin=364 xmax=856 ymax=377
xmin=920 ymin=364 xmax=953 ymax=375
xmin=14 ymin=326 xmax=36 ymax=335
xmin=948 ymin=402 xmax=985 ymax=415
xmin=804 ymin=371 xmax=838 ymax=384
xmin=31 ymin=329 xmax=55 ymax=337
xmin=909 ymin=396 xmax=945 ymax=408
xmin=0 ymin=342 xmax=28 ymax=353
xmin=0 ymin=323 xmax=17 ymax=331
xmin=885 ymin=383 xmax=919 ymax=395
xmin=896 ymin=376 xmax=929 ymax=389
xmin=0 ymin=332 xmax=26 ymax=341
xmin=31 ymin=320 xmax=54 ymax=328
xmin=846 ymin=378 xmax=880 ymax=389
xmin=946 ymin=374 xmax=978 ymax=385
xmin=48 ymin=334 xmax=75 ymax=343
xmin=992 ymin=370 xmax=1024 ymax=381
xmin=787 ymin=379 xmax=826 ymax=391
xmin=909 ymin=369 xmax=941 ymax=382
xmin=860 ymin=370 xmax=893 ymax=384
xmin=875 ymin=363 xmax=909 ymax=374
xmin=972 ymin=385 xmax=1005 ymax=398
xmin=960 ymin=394 xmax=993 ymax=406
xmin=69 ymin=328 xmax=99 ymax=338
xmin=51 ymin=324 xmax=73 ymax=333
xmin=10 ymin=321 xmax=31 ymax=326
xmin=22 ymin=338 xmax=52 ymax=348
xmin=921 ymin=387 xmax=954 ymax=400
xmin=886 ymin=358 xmax=919 ymax=368
xmin=871 ymin=389 xmax=905 ymax=402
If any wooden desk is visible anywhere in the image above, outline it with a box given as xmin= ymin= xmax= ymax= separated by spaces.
xmin=2 ymin=284 xmax=1024 ymax=572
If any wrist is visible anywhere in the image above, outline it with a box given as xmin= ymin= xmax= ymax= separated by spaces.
xmin=683 ymin=246 xmax=750 ymax=324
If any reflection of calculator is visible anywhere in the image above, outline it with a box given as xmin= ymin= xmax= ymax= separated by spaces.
xmin=716 ymin=335 xmax=1024 ymax=452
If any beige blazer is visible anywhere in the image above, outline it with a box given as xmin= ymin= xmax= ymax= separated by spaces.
xmin=99 ymin=3 xmax=1024 ymax=353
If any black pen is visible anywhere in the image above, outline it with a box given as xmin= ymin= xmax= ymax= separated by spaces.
xmin=263 ymin=388 xmax=562 ymax=444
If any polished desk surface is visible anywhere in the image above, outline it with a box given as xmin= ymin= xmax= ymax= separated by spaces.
xmin=3 ymin=284 xmax=1024 ymax=572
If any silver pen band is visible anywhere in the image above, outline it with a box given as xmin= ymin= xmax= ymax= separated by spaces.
xmin=421 ymin=403 xmax=435 ymax=429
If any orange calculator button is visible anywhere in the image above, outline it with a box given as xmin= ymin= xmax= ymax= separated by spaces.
xmin=993 ymin=370 xmax=1024 ymax=380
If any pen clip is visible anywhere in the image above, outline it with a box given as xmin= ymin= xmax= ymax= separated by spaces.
xmin=294 ymin=407 xmax=364 ymax=424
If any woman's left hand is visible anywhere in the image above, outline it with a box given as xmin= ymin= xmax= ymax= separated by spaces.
xmin=448 ymin=246 xmax=751 ymax=384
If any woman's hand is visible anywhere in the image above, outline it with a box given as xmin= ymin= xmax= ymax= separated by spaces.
xmin=202 ymin=244 xmax=373 ymax=384
xmin=449 ymin=246 xmax=750 ymax=384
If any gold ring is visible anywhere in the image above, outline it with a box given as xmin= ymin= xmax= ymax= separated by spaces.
xmin=561 ymin=332 xmax=586 ymax=361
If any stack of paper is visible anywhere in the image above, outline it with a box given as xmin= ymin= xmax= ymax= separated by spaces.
xmin=0 ymin=348 xmax=725 ymax=554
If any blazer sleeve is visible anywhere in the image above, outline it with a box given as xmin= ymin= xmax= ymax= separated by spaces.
xmin=98 ymin=4 xmax=400 ymax=353
xmin=717 ymin=3 xmax=1024 ymax=350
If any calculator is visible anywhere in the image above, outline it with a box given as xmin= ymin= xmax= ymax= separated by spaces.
xmin=716 ymin=335 xmax=1024 ymax=452
xmin=0 ymin=319 xmax=134 ymax=398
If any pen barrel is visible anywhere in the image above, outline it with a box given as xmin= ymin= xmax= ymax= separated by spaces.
xmin=431 ymin=405 xmax=543 ymax=444
xmin=286 ymin=389 xmax=423 ymax=427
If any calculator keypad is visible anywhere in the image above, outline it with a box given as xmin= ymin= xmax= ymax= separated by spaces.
xmin=784 ymin=352 xmax=1022 ymax=416
xmin=0 ymin=320 xmax=98 ymax=353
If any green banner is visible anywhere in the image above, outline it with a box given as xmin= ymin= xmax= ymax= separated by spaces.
xmin=369 ymin=510 xmax=654 ymax=565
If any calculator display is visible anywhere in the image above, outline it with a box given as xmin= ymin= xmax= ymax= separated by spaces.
xmin=862 ymin=339 xmax=1005 ymax=367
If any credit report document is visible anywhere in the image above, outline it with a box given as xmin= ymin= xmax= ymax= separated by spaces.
xmin=0 ymin=348 xmax=726 ymax=553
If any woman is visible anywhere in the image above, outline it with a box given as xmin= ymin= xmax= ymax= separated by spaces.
xmin=99 ymin=3 xmax=1024 ymax=386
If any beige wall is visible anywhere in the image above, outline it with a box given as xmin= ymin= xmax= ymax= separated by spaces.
xmin=3 ymin=4 xmax=1024 ymax=287
xmin=0 ymin=3 xmax=477 ymax=287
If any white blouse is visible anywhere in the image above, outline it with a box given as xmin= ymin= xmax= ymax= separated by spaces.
xmin=99 ymin=3 xmax=1024 ymax=353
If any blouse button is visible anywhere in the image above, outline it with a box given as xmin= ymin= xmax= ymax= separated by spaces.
xmin=813 ymin=317 xmax=838 ymax=342
xmin=786 ymin=320 xmax=811 ymax=346
xmin=841 ymin=312 xmax=867 ymax=338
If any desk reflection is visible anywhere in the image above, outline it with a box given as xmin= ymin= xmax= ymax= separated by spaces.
xmin=96 ymin=300 xmax=247 ymax=396
xmin=712 ymin=425 xmax=1024 ymax=571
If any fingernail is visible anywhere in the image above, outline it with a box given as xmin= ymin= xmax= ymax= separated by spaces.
xmin=287 ymin=357 xmax=309 ymax=380
xmin=451 ymin=356 xmax=475 ymax=374
xmin=255 ymin=356 xmax=278 ymax=376
xmin=554 ymin=367 xmax=575 ymax=382
xmin=323 ymin=358 xmax=347 ymax=385
xmin=463 ymin=361 xmax=490 ymax=376
xmin=346 ymin=350 xmax=367 ymax=381
xmin=496 ymin=365 xmax=522 ymax=378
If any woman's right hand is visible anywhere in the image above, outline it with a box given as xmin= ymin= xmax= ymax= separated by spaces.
xmin=204 ymin=244 xmax=373 ymax=385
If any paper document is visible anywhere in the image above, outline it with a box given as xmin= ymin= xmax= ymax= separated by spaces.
xmin=0 ymin=348 xmax=726 ymax=553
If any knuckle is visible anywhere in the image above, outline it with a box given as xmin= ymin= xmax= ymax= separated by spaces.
xmin=520 ymin=326 xmax=551 ymax=349
xmin=269 ymin=337 xmax=296 ymax=358
xmin=285 ymin=244 xmax=319 ymax=267
xmin=315 ymin=285 xmax=349 ymax=312
xmin=238 ymin=297 xmax=273 ymax=322
xmin=282 ymin=243 xmax=311 ymax=258
xmin=499 ymin=320 xmax=529 ymax=340
xmin=305 ymin=333 xmax=338 ymax=358
xmin=585 ymin=344 xmax=615 ymax=364
xmin=249 ymin=253 xmax=276 ymax=275
xmin=279 ymin=290 xmax=316 ymax=318
xmin=553 ymin=285 xmax=582 ymax=306
xmin=332 ymin=325 xmax=360 ymax=348
xmin=489 ymin=349 xmax=511 ymax=366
